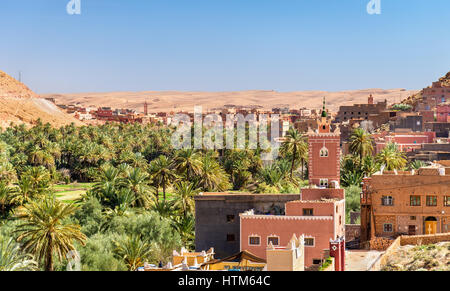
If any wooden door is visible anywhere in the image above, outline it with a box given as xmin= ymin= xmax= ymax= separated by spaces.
xmin=425 ymin=221 xmax=437 ymax=235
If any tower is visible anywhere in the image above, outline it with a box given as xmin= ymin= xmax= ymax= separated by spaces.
xmin=144 ymin=100 xmax=148 ymax=116
xmin=308 ymin=98 xmax=341 ymax=187
xmin=368 ymin=94 xmax=374 ymax=105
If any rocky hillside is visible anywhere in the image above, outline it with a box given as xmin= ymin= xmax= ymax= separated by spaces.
xmin=0 ymin=70 xmax=83 ymax=128
xmin=0 ymin=70 xmax=38 ymax=99
xmin=402 ymin=71 xmax=450 ymax=107
xmin=382 ymin=242 xmax=450 ymax=271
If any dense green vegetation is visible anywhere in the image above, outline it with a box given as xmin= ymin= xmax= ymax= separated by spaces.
xmin=0 ymin=122 xmax=308 ymax=270
xmin=0 ymin=121 xmax=418 ymax=270
xmin=391 ymin=104 xmax=413 ymax=112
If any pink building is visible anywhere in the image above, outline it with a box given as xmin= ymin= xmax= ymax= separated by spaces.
xmin=239 ymin=103 xmax=346 ymax=268
xmin=437 ymin=103 xmax=450 ymax=123
xmin=375 ymin=132 xmax=436 ymax=153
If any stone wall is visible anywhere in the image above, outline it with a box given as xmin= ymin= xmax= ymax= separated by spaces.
xmin=345 ymin=225 xmax=361 ymax=242
xmin=400 ymin=232 xmax=450 ymax=246
xmin=368 ymin=236 xmax=401 ymax=271
xmin=368 ymin=232 xmax=450 ymax=271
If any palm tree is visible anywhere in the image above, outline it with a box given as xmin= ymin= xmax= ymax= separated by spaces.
xmin=361 ymin=155 xmax=380 ymax=177
xmin=171 ymin=215 xmax=195 ymax=250
xmin=113 ymin=235 xmax=153 ymax=271
xmin=150 ymin=200 xmax=175 ymax=219
xmin=15 ymin=196 xmax=87 ymax=271
xmin=376 ymin=143 xmax=407 ymax=171
xmin=349 ymin=128 xmax=374 ymax=162
xmin=0 ymin=182 xmax=16 ymax=217
xmin=173 ymin=181 xmax=198 ymax=218
xmin=124 ymin=168 xmax=154 ymax=208
xmin=197 ymin=156 xmax=230 ymax=192
xmin=280 ymin=128 xmax=308 ymax=180
xmin=149 ymin=155 xmax=177 ymax=203
xmin=409 ymin=160 xmax=426 ymax=170
xmin=173 ymin=149 xmax=203 ymax=180
xmin=0 ymin=238 xmax=38 ymax=271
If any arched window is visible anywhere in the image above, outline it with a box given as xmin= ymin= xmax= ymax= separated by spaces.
xmin=320 ymin=147 xmax=329 ymax=157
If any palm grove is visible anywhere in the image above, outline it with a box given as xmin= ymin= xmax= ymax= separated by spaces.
xmin=0 ymin=121 xmax=416 ymax=271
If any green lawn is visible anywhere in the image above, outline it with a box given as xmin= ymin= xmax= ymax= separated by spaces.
xmin=157 ymin=192 xmax=174 ymax=202
xmin=53 ymin=183 xmax=94 ymax=203
xmin=53 ymin=183 xmax=94 ymax=191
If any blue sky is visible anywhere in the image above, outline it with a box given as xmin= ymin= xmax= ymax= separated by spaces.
xmin=0 ymin=0 xmax=449 ymax=93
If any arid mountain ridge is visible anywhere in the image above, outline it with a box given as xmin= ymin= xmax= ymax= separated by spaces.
xmin=44 ymin=88 xmax=418 ymax=114
xmin=0 ymin=70 xmax=83 ymax=128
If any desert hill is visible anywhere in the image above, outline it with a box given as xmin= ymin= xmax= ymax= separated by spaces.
xmin=44 ymin=88 xmax=418 ymax=114
xmin=0 ymin=70 xmax=84 ymax=128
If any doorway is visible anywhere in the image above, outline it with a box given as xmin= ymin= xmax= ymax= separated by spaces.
xmin=424 ymin=217 xmax=437 ymax=235
xmin=408 ymin=225 xmax=416 ymax=236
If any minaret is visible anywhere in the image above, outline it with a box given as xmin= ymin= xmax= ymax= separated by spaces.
xmin=318 ymin=97 xmax=330 ymax=133
xmin=308 ymin=97 xmax=340 ymax=187
xmin=144 ymin=100 xmax=148 ymax=116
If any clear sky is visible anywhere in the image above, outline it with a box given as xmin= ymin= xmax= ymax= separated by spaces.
xmin=1 ymin=0 xmax=449 ymax=93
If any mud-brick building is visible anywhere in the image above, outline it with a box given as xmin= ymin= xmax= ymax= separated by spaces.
xmin=240 ymin=196 xmax=345 ymax=267
xmin=361 ymin=167 xmax=450 ymax=244
xmin=194 ymin=193 xmax=300 ymax=259
xmin=334 ymin=95 xmax=387 ymax=123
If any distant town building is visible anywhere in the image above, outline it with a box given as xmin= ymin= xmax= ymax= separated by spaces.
xmin=389 ymin=113 xmax=424 ymax=132
xmin=334 ymin=95 xmax=387 ymax=123
xmin=375 ymin=131 xmax=436 ymax=153
xmin=420 ymin=81 xmax=450 ymax=110
xmin=406 ymin=142 xmax=450 ymax=162
xmin=437 ymin=103 xmax=450 ymax=123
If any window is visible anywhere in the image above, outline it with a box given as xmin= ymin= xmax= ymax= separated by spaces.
xmin=312 ymin=259 xmax=322 ymax=265
xmin=226 ymin=215 xmax=235 ymax=223
xmin=303 ymin=208 xmax=314 ymax=216
xmin=320 ymin=147 xmax=329 ymax=157
xmin=445 ymin=196 xmax=450 ymax=207
xmin=226 ymin=234 xmax=235 ymax=242
xmin=267 ymin=236 xmax=279 ymax=246
xmin=383 ymin=224 xmax=393 ymax=233
xmin=304 ymin=238 xmax=315 ymax=246
xmin=426 ymin=196 xmax=437 ymax=207
xmin=410 ymin=196 xmax=421 ymax=206
xmin=381 ymin=196 xmax=394 ymax=206
xmin=410 ymin=216 xmax=417 ymax=221
xmin=249 ymin=236 xmax=260 ymax=246
xmin=320 ymin=179 xmax=328 ymax=188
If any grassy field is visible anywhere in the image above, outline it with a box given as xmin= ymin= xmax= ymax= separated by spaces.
xmin=53 ymin=184 xmax=177 ymax=204
xmin=53 ymin=183 xmax=94 ymax=203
